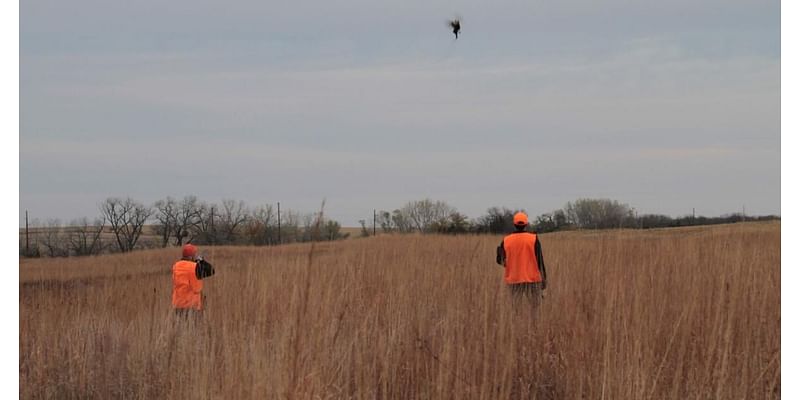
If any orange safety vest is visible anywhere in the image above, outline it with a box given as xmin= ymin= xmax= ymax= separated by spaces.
xmin=502 ymin=232 xmax=542 ymax=284
xmin=172 ymin=260 xmax=203 ymax=310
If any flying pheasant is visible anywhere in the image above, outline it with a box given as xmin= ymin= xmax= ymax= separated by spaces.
xmin=449 ymin=19 xmax=461 ymax=39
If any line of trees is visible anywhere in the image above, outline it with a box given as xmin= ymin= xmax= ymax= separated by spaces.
xmin=20 ymin=196 xmax=779 ymax=258
xmin=20 ymin=196 xmax=348 ymax=258
xmin=371 ymin=198 xmax=779 ymax=235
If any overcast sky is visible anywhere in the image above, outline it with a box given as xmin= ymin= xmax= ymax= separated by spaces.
xmin=20 ymin=0 xmax=780 ymax=226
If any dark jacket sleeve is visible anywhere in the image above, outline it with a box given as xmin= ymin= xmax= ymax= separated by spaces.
xmin=195 ymin=259 xmax=216 ymax=280
xmin=535 ymin=238 xmax=547 ymax=289
xmin=496 ymin=240 xmax=505 ymax=266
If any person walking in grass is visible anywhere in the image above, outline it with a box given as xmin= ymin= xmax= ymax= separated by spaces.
xmin=172 ymin=243 xmax=215 ymax=318
xmin=495 ymin=212 xmax=548 ymax=310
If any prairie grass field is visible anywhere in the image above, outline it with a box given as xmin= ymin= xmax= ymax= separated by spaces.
xmin=19 ymin=222 xmax=780 ymax=399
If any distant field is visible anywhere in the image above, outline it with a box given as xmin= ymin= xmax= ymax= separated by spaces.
xmin=19 ymin=222 xmax=780 ymax=399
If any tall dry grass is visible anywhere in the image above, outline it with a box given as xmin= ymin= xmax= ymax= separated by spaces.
xmin=20 ymin=222 xmax=780 ymax=399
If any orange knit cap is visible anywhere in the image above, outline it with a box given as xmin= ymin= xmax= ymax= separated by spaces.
xmin=513 ymin=212 xmax=529 ymax=226
xmin=182 ymin=244 xmax=198 ymax=259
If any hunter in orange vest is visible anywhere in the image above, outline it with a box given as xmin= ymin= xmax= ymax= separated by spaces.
xmin=172 ymin=243 xmax=215 ymax=315
xmin=496 ymin=212 xmax=548 ymax=304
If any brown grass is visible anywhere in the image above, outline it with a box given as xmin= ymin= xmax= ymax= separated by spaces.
xmin=19 ymin=222 xmax=780 ymax=399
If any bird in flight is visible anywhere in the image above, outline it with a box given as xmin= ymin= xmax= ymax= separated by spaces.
xmin=449 ymin=18 xmax=461 ymax=39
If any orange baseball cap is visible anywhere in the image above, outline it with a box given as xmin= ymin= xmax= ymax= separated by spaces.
xmin=182 ymin=244 xmax=198 ymax=258
xmin=513 ymin=212 xmax=528 ymax=226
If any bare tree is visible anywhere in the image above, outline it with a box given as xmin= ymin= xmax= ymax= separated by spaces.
xmin=376 ymin=210 xmax=396 ymax=233
xmin=401 ymin=199 xmax=454 ymax=233
xmin=299 ymin=207 xmax=330 ymax=242
xmin=432 ymin=211 xmax=472 ymax=233
xmin=245 ymin=204 xmax=276 ymax=245
xmin=153 ymin=196 xmax=205 ymax=246
xmin=391 ymin=209 xmax=414 ymax=233
xmin=219 ymin=199 xmax=249 ymax=244
xmin=564 ymin=198 xmax=634 ymax=229
xmin=40 ymin=219 xmax=69 ymax=257
xmin=100 ymin=197 xmax=153 ymax=252
xmin=153 ymin=197 xmax=178 ymax=247
xmin=67 ymin=217 xmax=106 ymax=256
xmin=301 ymin=213 xmax=315 ymax=242
xmin=474 ymin=207 xmax=520 ymax=234
xmin=190 ymin=202 xmax=218 ymax=245
xmin=173 ymin=196 xmax=203 ymax=245
xmin=280 ymin=210 xmax=301 ymax=243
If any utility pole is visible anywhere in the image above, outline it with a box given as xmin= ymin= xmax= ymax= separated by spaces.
xmin=373 ymin=209 xmax=377 ymax=236
xmin=25 ymin=210 xmax=29 ymax=256
xmin=277 ymin=202 xmax=281 ymax=244
xmin=692 ymin=207 xmax=695 ymax=220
